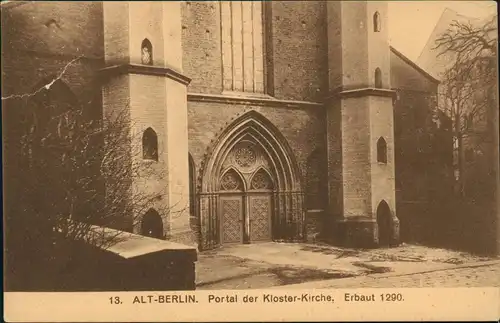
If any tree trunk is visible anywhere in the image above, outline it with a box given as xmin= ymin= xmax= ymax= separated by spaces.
xmin=455 ymin=115 xmax=465 ymax=198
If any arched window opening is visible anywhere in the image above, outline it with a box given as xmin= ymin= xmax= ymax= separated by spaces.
xmin=373 ymin=11 xmax=381 ymax=32
xmin=375 ymin=68 xmax=383 ymax=88
xmin=306 ymin=149 xmax=327 ymax=210
xmin=376 ymin=200 xmax=392 ymax=247
xmin=141 ymin=208 xmax=164 ymax=239
xmin=141 ymin=38 xmax=153 ymax=65
xmin=377 ymin=137 xmax=387 ymax=164
xmin=142 ymin=127 xmax=158 ymax=161
xmin=30 ymin=78 xmax=79 ymax=133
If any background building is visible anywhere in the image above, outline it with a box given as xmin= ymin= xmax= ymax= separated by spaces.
xmin=418 ymin=8 xmax=497 ymax=200
xmin=417 ymin=8 xmax=498 ymax=253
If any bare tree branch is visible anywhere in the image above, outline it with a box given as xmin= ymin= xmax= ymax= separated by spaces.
xmin=1 ymin=56 xmax=83 ymax=101
xmin=17 ymin=90 xmax=189 ymax=250
xmin=433 ymin=15 xmax=497 ymax=196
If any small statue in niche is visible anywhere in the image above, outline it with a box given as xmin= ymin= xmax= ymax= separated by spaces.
xmin=141 ymin=39 xmax=153 ymax=65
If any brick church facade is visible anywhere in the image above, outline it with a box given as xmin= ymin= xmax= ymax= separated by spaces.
xmin=2 ymin=1 xmax=452 ymax=250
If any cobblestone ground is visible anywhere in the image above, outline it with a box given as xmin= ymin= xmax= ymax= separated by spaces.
xmin=281 ymin=263 xmax=500 ymax=288
xmin=196 ymin=243 xmax=499 ymax=290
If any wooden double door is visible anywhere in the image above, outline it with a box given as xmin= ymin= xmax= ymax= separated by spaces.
xmin=220 ymin=193 xmax=272 ymax=244
xmin=217 ymin=141 xmax=276 ymax=245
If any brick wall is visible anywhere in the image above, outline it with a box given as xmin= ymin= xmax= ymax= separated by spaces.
xmin=325 ymin=2 xmax=396 ymax=246
xmin=334 ymin=3 xmax=370 ymax=89
xmin=181 ymin=1 xmax=221 ymax=94
xmin=181 ymin=1 xmax=328 ymax=101
xmin=187 ymin=102 xmax=325 ymax=185
xmin=367 ymin=2 xmax=391 ymax=89
xmin=128 ymin=74 xmax=171 ymax=234
xmin=2 ymin=1 xmax=105 ymax=135
xmin=267 ymin=1 xmax=328 ymax=101
xmin=2 ymin=2 xmax=105 ymax=230
xmin=390 ymin=49 xmax=437 ymax=92
xmin=390 ymin=48 xmax=451 ymax=204
xmin=2 ymin=2 xmax=104 ymax=59
xmin=340 ymin=97 xmax=372 ymax=217
xmin=326 ymin=100 xmax=343 ymax=220
xmin=102 ymin=2 xmax=130 ymax=64
xmin=390 ymin=47 xmax=455 ymax=244
xmin=369 ymin=96 xmax=396 ymax=215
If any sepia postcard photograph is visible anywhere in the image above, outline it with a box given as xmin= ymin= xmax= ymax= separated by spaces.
xmin=2 ymin=0 xmax=499 ymax=321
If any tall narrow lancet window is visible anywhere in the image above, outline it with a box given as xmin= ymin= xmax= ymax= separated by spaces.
xmin=377 ymin=137 xmax=388 ymax=164
xmin=375 ymin=68 xmax=382 ymax=88
xmin=142 ymin=127 xmax=158 ymax=161
xmin=373 ymin=11 xmax=381 ymax=32
xmin=141 ymin=39 xmax=153 ymax=65
xmin=220 ymin=1 xmax=264 ymax=93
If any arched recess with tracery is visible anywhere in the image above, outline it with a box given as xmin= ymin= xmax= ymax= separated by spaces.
xmin=23 ymin=77 xmax=93 ymax=222
xmin=198 ymin=111 xmax=303 ymax=249
xmin=27 ymin=77 xmax=80 ymax=141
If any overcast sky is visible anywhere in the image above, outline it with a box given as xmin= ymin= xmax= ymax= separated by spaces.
xmin=388 ymin=1 xmax=497 ymax=61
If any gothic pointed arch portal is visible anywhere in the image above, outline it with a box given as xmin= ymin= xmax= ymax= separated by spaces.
xmin=199 ymin=111 xmax=304 ymax=249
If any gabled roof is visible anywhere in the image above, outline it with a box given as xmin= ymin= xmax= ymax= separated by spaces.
xmin=416 ymin=8 xmax=488 ymax=79
xmin=417 ymin=8 xmax=480 ymax=64
xmin=390 ymin=46 xmax=440 ymax=84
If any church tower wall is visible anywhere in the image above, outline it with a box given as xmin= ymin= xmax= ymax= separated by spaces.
xmin=181 ymin=1 xmax=330 ymax=245
xmin=326 ymin=1 xmax=399 ymax=247
xmin=101 ymin=2 xmax=194 ymax=245
xmin=1 ymin=2 xmax=106 ymax=236
xmin=1 ymin=0 xmax=452 ymax=251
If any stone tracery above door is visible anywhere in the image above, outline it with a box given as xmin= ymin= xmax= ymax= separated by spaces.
xmin=235 ymin=144 xmax=256 ymax=168
xmin=220 ymin=168 xmax=244 ymax=191
xmin=250 ymin=168 xmax=274 ymax=190
xmin=219 ymin=139 xmax=275 ymax=190
xmin=199 ymin=110 xmax=301 ymax=193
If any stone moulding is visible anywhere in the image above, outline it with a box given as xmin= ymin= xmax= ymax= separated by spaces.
xmin=98 ymin=64 xmax=191 ymax=86
xmin=187 ymin=92 xmax=323 ymax=109
xmin=327 ymin=87 xmax=397 ymax=101
xmin=186 ymin=89 xmax=396 ymax=109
